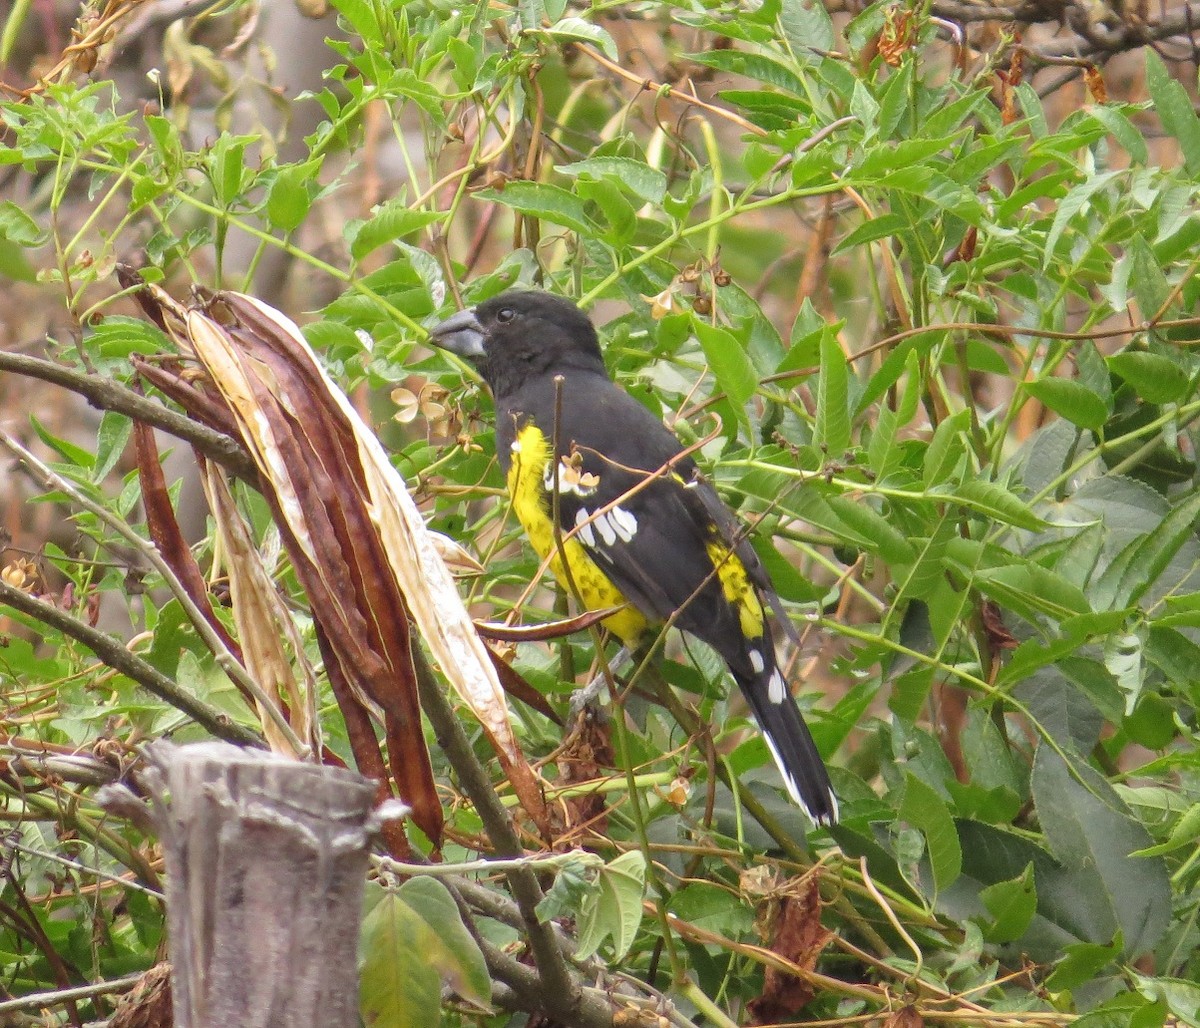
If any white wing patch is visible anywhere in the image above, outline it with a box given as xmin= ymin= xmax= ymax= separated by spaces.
xmin=593 ymin=509 xmax=617 ymax=546
xmin=574 ymin=505 xmax=638 ymax=548
xmin=574 ymin=507 xmax=596 ymax=547
xmin=609 ymin=505 xmax=638 ymax=542
xmin=749 ymin=648 xmax=765 ymax=674
xmin=767 ymin=669 xmax=787 ymax=704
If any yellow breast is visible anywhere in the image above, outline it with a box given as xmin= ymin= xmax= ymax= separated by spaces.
xmin=508 ymin=423 xmax=649 ymax=644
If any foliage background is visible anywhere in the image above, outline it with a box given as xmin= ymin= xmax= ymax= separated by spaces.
xmin=1 ymin=0 xmax=1199 ymax=1025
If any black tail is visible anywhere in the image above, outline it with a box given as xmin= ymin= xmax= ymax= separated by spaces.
xmin=735 ymin=662 xmax=838 ymax=826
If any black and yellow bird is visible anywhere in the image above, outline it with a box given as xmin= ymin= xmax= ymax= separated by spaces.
xmin=430 ymin=289 xmax=837 ymax=825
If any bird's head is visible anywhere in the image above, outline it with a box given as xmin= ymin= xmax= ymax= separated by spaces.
xmin=428 ymin=289 xmax=605 ymax=398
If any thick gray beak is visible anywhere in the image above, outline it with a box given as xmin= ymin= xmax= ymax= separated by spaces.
xmin=428 ymin=307 xmax=485 ymax=359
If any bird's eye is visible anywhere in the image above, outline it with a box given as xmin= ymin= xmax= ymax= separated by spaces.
xmin=495 ymin=307 xmax=515 ymax=324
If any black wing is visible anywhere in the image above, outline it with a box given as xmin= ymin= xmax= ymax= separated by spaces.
xmin=528 ymin=374 xmax=764 ymax=673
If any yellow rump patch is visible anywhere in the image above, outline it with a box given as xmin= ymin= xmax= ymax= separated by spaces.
xmin=704 ymin=539 xmax=764 ymax=640
xmin=508 ymin=423 xmax=649 ymax=644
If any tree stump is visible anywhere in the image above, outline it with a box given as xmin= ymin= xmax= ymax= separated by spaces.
xmin=130 ymin=742 xmax=379 ymax=1028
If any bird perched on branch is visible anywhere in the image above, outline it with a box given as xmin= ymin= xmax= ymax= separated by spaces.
xmin=429 ymin=289 xmax=837 ymax=825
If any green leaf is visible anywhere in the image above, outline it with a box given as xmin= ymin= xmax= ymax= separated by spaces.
xmin=475 ymin=181 xmax=594 ymax=236
xmin=30 ymin=415 xmax=93 ymax=469
xmin=948 ymin=478 xmax=1048 ymax=531
xmin=0 ymin=199 xmax=48 ymax=247
xmin=266 ymin=164 xmax=314 ymax=233
xmin=891 ymin=514 xmax=955 ymax=608
xmin=360 ymin=889 xmax=442 ymax=1028
xmin=530 ymin=17 xmax=618 ymax=61
xmin=1031 ymin=747 xmax=1171 ymax=956
xmin=939 ymin=820 xmax=1126 ymax=961
xmin=1073 ymin=990 xmax=1164 ymax=1028
xmin=1045 ymin=937 xmax=1123 ymax=992
xmin=359 ymin=878 xmax=492 ymax=1026
xmin=865 ymin=349 xmax=921 ymax=479
xmin=876 ymin=58 xmax=913 ymax=140
xmin=960 ymin=552 xmax=1092 ymax=619
xmin=978 ymin=863 xmax=1037 ymax=943
xmin=1133 ymin=974 xmax=1200 ymax=1027
xmin=556 ymin=156 xmax=667 ymax=204
xmin=669 ymin=881 xmax=755 ymax=938
xmin=687 ymin=50 xmax=805 ymax=96
xmin=1124 ymin=233 xmax=1172 ymax=320
xmin=778 ymin=0 xmax=834 ymax=56
xmin=208 ymin=133 xmax=256 ymax=207
xmin=331 ymin=0 xmax=384 ymax=44
xmin=1098 ymin=489 xmax=1200 ymax=609
xmin=815 ymin=332 xmax=849 ymax=453
xmin=350 ymin=201 xmax=445 ymax=261
xmin=1024 ymin=377 xmax=1109 ymax=431
xmin=575 ymin=851 xmax=647 ymax=961
xmin=898 ymin=772 xmax=962 ymax=896
xmin=1043 ymin=171 xmax=1120 ymax=265
xmin=575 ymin=176 xmax=636 ymax=246
xmin=825 ymin=496 xmax=916 ymax=565
xmin=1013 ymin=670 xmax=1105 ymax=752
xmin=1090 ymin=105 xmax=1149 ymax=165
xmin=93 ymin=411 xmax=132 ymax=483
xmin=833 ymin=212 xmax=908 ymax=254
xmin=1107 ymin=351 xmax=1189 ymax=404
xmin=694 ymin=321 xmax=758 ymax=410
xmin=1131 ymin=801 xmax=1200 ymax=857
xmin=88 ymin=317 xmax=173 ymax=360
xmin=923 ymin=409 xmax=969 ymax=489
xmin=0 ymin=237 xmax=35 ymax=281
xmin=1124 ymin=691 xmax=1176 ymax=750
xmin=1145 ymin=50 xmax=1200 ymax=174
xmin=535 ymin=852 xmax=603 ymax=922
xmin=518 ymin=0 xmax=542 ymax=30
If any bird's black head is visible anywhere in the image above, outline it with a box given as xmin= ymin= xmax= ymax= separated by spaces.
xmin=428 ymin=289 xmax=606 ymax=399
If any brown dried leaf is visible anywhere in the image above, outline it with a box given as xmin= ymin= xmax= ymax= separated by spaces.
xmin=175 ymin=292 xmax=550 ymax=839
xmin=474 ymin=605 xmax=625 ymax=642
xmin=883 ymin=1006 xmax=924 ymax=1028
xmin=109 ymin=962 xmax=173 ymax=1028
xmin=487 ymin=645 xmax=562 ymax=725
xmin=878 ymin=6 xmax=915 ymax=67
xmin=558 ymin=711 xmax=615 ymax=835
xmin=1083 ymin=63 xmax=1108 ymax=103
xmin=429 ymin=531 xmax=485 ymax=574
xmin=1000 ymin=80 xmax=1018 ymax=126
xmin=177 ymin=300 xmax=445 ymax=842
xmin=981 ymin=600 xmax=1017 ymax=650
xmin=133 ymin=421 xmax=243 ymax=668
xmin=746 ymin=877 xmax=831 ymax=1025
xmin=201 ymin=466 xmax=319 ymax=757
xmin=947 ymin=225 xmax=978 ymax=266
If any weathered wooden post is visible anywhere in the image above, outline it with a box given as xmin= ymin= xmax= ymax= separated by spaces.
xmin=106 ymin=741 xmax=379 ymax=1027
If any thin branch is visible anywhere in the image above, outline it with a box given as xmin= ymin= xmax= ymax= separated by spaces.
xmin=572 ymin=42 xmax=768 ymax=137
xmin=0 ymin=971 xmax=145 ymax=1015
xmin=0 ymin=347 xmax=257 ymax=480
xmin=0 ymin=580 xmax=260 ymax=746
